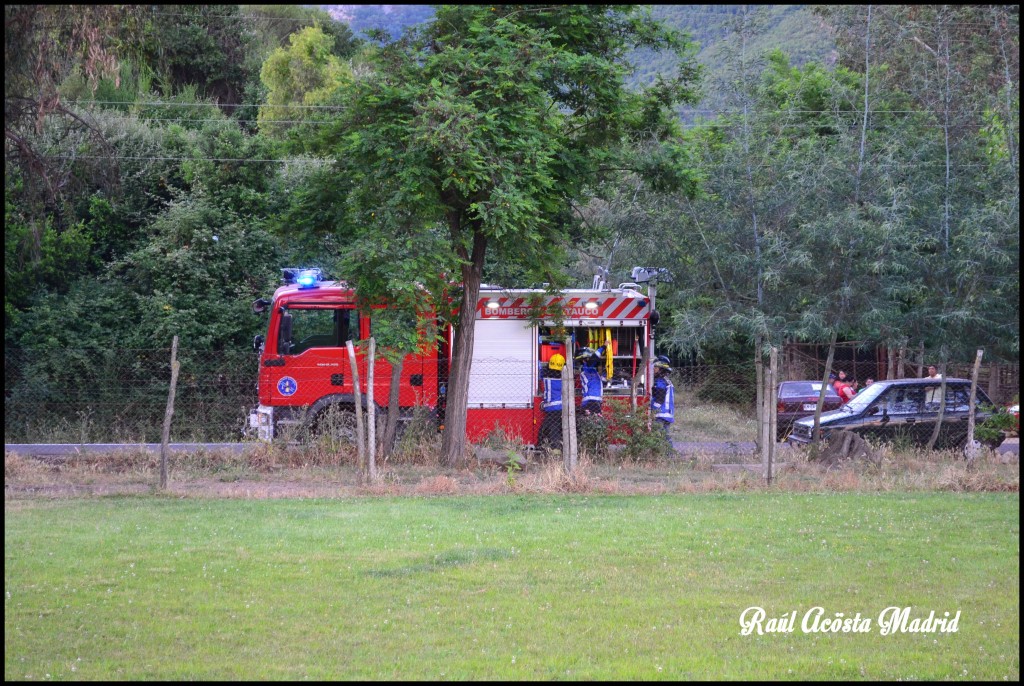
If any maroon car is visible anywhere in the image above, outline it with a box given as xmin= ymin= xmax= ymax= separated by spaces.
xmin=776 ymin=380 xmax=842 ymax=440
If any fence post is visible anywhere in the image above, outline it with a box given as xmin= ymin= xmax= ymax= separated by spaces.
xmin=346 ymin=340 xmax=366 ymax=478
xmin=965 ymin=349 xmax=984 ymax=466
xmin=366 ymin=337 xmax=377 ymax=481
xmin=160 ymin=336 xmax=180 ymax=491
xmin=765 ymin=346 xmax=777 ymax=484
xmin=562 ymin=335 xmax=578 ymax=471
xmin=754 ymin=336 xmax=763 ymax=455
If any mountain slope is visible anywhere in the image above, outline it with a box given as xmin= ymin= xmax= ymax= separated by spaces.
xmin=317 ymin=5 xmax=835 ymax=107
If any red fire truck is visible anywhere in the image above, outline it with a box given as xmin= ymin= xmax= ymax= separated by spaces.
xmin=248 ymin=268 xmax=656 ymax=444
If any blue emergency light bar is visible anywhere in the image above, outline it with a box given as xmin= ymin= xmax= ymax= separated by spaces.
xmin=281 ymin=267 xmax=323 ymax=288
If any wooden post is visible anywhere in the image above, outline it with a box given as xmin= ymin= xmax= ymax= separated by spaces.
xmin=925 ymin=359 xmax=950 ymax=451
xmin=159 ymin=336 xmax=180 ymax=491
xmin=562 ymin=336 xmax=578 ymax=471
xmin=346 ymin=340 xmax=366 ymax=477
xmin=366 ymin=337 xmax=377 ymax=481
xmin=766 ymin=346 xmax=778 ymax=484
xmin=965 ymin=349 xmax=984 ymax=466
xmin=754 ymin=335 xmax=764 ymax=455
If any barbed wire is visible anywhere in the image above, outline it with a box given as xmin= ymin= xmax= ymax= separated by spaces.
xmin=4 ymin=347 xmax=1016 ymax=444
xmin=31 ymin=152 xmax=1007 ymax=169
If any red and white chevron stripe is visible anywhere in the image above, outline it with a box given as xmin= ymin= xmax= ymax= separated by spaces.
xmin=476 ymin=294 xmax=649 ymax=320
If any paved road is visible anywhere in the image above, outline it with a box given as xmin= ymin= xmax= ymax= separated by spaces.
xmin=5 ymin=439 xmax=1017 ymax=458
xmin=4 ymin=443 xmax=253 ymax=457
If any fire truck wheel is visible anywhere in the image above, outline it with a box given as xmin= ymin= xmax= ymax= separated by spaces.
xmin=309 ymin=404 xmax=359 ymax=444
xmin=308 ymin=404 xmax=386 ymax=445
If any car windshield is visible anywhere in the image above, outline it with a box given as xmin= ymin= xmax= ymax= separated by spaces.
xmin=780 ymin=382 xmax=838 ymax=397
xmin=840 ymin=382 xmax=887 ymax=412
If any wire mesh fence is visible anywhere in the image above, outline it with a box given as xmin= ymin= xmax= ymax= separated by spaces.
xmin=5 ymin=348 xmax=257 ymax=444
xmin=4 ymin=347 xmax=1018 ymax=447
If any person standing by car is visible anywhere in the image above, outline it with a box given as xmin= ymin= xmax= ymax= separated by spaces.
xmin=830 ymin=372 xmax=847 ymax=400
xmin=832 ymin=371 xmax=857 ymax=404
xmin=838 ymin=370 xmax=859 ymax=395
xmin=651 ymin=355 xmax=676 ymax=450
xmin=538 ymin=353 xmax=565 ymax=451
xmin=857 ymin=378 xmax=874 ymax=394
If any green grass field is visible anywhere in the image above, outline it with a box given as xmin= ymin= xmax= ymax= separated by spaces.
xmin=5 ymin=494 xmax=1019 ymax=680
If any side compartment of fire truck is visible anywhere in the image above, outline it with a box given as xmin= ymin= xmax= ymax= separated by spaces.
xmin=251 ymin=271 xmax=651 ymax=446
xmin=464 ymin=321 xmax=649 ymax=445
xmin=464 ymin=288 xmax=651 ymax=445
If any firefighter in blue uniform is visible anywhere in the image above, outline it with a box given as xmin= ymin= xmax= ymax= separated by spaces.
xmin=576 ymin=347 xmax=607 ymax=452
xmin=651 ymin=355 xmax=676 ymax=451
xmin=538 ymin=353 xmax=565 ymax=451
xmin=576 ymin=347 xmax=604 ymax=415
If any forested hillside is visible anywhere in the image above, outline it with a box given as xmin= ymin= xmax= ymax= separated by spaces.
xmin=4 ymin=5 xmax=1019 ymax=380
xmin=318 ymin=5 xmax=835 ymax=105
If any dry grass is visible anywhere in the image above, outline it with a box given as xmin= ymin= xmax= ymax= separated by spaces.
xmin=4 ymin=441 xmax=1017 ymax=499
xmin=673 ymin=388 xmax=757 ymax=442
xmin=515 ymin=458 xmax=593 ymax=493
xmin=413 ymin=474 xmax=460 ymax=495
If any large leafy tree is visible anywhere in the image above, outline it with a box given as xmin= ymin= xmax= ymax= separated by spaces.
xmin=818 ymin=4 xmax=1020 ymax=362
xmin=258 ymin=25 xmax=352 ymax=135
xmin=305 ymin=5 xmax=701 ymax=465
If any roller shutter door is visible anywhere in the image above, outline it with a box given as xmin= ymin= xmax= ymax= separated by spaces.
xmin=469 ymin=320 xmax=535 ymax=407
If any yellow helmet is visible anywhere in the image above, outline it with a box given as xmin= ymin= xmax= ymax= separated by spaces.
xmin=548 ymin=353 xmax=565 ymax=371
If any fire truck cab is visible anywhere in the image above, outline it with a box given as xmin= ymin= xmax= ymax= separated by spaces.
xmin=249 ymin=268 xmax=654 ymax=445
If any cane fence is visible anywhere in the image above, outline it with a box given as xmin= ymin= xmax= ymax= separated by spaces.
xmin=4 ymin=347 xmax=1018 ymax=447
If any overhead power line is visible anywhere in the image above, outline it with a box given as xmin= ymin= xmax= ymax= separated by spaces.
xmin=34 ymin=99 xmax=1008 ymax=118
xmin=32 ymin=153 xmax=1005 ymax=169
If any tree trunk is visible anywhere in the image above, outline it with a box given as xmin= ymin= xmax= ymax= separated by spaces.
xmin=886 ymin=346 xmax=895 ymax=380
xmin=441 ymin=228 xmax=487 ymax=467
xmin=987 ymin=363 xmax=1000 ymax=404
xmin=812 ymin=330 xmax=839 ymax=443
xmin=380 ymin=357 xmax=404 ymax=459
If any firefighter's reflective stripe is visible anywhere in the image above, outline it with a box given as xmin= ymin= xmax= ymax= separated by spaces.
xmin=580 ymin=367 xmax=603 ymax=407
xmin=542 ymin=377 xmax=563 ymax=411
xmin=652 ymin=377 xmax=675 ymax=423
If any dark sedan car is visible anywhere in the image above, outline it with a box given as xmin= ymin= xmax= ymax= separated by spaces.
xmin=776 ymin=380 xmax=843 ymax=441
xmin=787 ymin=378 xmax=1002 ymax=450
